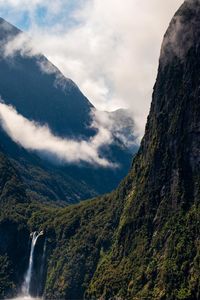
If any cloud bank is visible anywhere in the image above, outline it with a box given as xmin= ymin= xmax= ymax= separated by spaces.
xmin=0 ymin=101 xmax=115 ymax=167
xmin=0 ymin=0 xmax=184 ymax=139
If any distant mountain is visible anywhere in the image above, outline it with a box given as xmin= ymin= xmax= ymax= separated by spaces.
xmin=0 ymin=18 xmax=138 ymax=203
xmin=0 ymin=17 xmax=93 ymax=138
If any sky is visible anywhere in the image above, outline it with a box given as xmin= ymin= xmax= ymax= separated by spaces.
xmin=0 ymin=0 xmax=185 ymax=166
xmin=0 ymin=0 xmax=184 ymax=138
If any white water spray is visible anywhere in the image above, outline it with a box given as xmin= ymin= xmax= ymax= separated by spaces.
xmin=38 ymin=238 xmax=47 ymax=296
xmin=22 ymin=231 xmax=43 ymax=296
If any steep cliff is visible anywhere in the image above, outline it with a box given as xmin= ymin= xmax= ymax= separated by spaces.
xmin=86 ymin=1 xmax=200 ymax=298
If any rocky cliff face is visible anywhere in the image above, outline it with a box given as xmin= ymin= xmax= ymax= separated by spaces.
xmin=86 ymin=1 xmax=200 ymax=298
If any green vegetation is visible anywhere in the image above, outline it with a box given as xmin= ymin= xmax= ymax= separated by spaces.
xmin=0 ymin=255 xmax=14 ymax=297
xmin=0 ymin=143 xmax=199 ymax=299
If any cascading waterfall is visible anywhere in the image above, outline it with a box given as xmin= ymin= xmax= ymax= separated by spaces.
xmin=40 ymin=238 xmax=47 ymax=276
xmin=38 ymin=238 xmax=47 ymax=296
xmin=22 ymin=231 xmax=43 ymax=296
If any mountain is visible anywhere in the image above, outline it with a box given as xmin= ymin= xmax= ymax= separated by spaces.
xmin=0 ymin=146 xmax=28 ymax=205
xmin=0 ymin=17 xmax=137 ymax=204
xmin=0 ymin=17 xmax=93 ymax=138
xmin=0 ymin=0 xmax=200 ymax=299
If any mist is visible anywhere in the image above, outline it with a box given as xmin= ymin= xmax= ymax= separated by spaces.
xmin=0 ymin=0 xmax=184 ymax=139
xmin=0 ymin=101 xmax=116 ymax=167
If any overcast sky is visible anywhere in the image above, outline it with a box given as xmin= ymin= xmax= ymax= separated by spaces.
xmin=0 ymin=0 xmax=184 ymax=137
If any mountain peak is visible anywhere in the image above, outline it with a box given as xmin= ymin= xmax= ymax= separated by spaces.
xmin=0 ymin=16 xmax=6 ymax=23
xmin=160 ymin=0 xmax=200 ymax=65
xmin=0 ymin=17 xmax=20 ymax=41
xmin=0 ymin=17 xmax=135 ymax=203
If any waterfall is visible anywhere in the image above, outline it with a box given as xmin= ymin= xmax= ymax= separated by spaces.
xmin=22 ymin=231 xmax=43 ymax=296
xmin=38 ymin=238 xmax=47 ymax=296
xmin=41 ymin=238 xmax=46 ymax=274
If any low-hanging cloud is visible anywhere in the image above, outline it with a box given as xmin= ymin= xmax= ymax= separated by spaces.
xmin=0 ymin=101 xmax=116 ymax=167
xmin=0 ymin=0 xmax=184 ymax=140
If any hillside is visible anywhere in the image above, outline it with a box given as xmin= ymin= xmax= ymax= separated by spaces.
xmin=0 ymin=1 xmax=200 ymax=299
xmin=0 ymin=17 xmax=137 ymax=203
xmin=0 ymin=17 xmax=93 ymax=138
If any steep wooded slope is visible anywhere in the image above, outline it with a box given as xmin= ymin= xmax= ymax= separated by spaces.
xmin=86 ymin=1 xmax=200 ymax=298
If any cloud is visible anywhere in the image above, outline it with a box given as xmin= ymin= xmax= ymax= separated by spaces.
xmin=0 ymin=100 xmax=116 ymax=167
xmin=93 ymin=109 xmax=136 ymax=149
xmin=0 ymin=0 xmax=184 ymax=140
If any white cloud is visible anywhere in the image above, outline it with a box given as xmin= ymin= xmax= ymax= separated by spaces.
xmin=0 ymin=101 xmax=116 ymax=167
xmin=0 ymin=0 xmax=184 ymax=140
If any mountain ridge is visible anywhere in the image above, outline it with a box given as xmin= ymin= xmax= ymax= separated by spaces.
xmin=0 ymin=17 xmax=137 ymax=203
